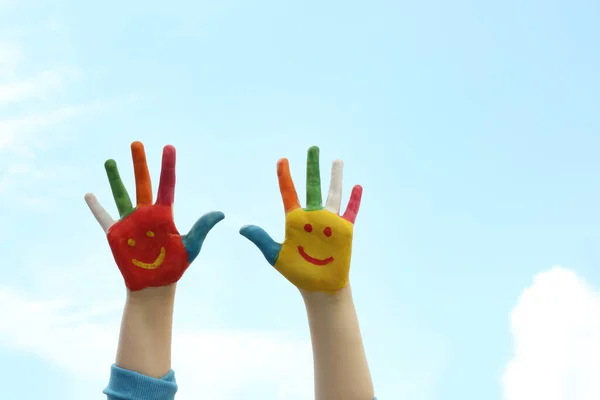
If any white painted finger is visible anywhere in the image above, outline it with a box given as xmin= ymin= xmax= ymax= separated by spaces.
xmin=85 ymin=193 xmax=115 ymax=233
xmin=325 ymin=159 xmax=344 ymax=213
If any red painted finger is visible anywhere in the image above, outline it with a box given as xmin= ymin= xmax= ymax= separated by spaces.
xmin=156 ymin=145 xmax=176 ymax=206
xmin=342 ymin=185 xmax=363 ymax=224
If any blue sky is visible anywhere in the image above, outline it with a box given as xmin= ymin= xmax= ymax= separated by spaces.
xmin=1 ymin=0 xmax=600 ymax=399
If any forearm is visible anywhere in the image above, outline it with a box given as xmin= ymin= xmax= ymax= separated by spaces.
xmin=302 ymin=285 xmax=374 ymax=400
xmin=115 ymin=285 xmax=176 ymax=378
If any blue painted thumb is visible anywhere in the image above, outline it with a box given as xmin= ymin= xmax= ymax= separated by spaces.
xmin=239 ymin=225 xmax=282 ymax=266
xmin=182 ymin=211 xmax=225 ymax=263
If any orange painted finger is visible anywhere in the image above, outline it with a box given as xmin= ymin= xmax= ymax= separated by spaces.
xmin=131 ymin=141 xmax=153 ymax=206
xmin=277 ymin=158 xmax=300 ymax=213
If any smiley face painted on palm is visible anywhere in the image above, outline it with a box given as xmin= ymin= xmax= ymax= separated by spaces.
xmin=85 ymin=141 xmax=225 ymax=291
xmin=107 ymin=205 xmax=188 ymax=289
xmin=277 ymin=208 xmax=355 ymax=291
xmin=240 ymin=146 xmax=363 ymax=293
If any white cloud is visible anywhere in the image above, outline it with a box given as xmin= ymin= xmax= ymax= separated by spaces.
xmin=503 ymin=266 xmax=600 ymax=400
xmin=0 ymin=286 xmax=314 ymax=400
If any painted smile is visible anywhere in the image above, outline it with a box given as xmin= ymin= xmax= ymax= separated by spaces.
xmin=297 ymin=246 xmax=334 ymax=266
xmin=132 ymin=247 xmax=167 ymax=269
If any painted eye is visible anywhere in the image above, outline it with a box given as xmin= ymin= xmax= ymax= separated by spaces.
xmin=304 ymin=224 xmax=313 ymax=232
xmin=323 ymin=227 xmax=332 ymax=237
xmin=127 ymin=238 xmax=136 ymax=246
xmin=146 ymin=231 xmax=155 ymax=237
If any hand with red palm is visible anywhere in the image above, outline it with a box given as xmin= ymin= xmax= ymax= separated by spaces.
xmin=85 ymin=141 xmax=224 ymax=291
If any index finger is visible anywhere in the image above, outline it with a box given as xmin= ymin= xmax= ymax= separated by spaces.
xmin=156 ymin=145 xmax=176 ymax=206
xmin=105 ymin=159 xmax=134 ymax=218
xmin=277 ymin=158 xmax=300 ymax=213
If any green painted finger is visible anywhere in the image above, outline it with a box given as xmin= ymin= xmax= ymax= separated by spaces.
xmin=104 ymin=159 xmax=134 ymax=218
xmin=305 ymin=146 xmax=322 ymax=211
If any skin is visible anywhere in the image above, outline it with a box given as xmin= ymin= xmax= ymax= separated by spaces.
xmin=86 ymin=141 xmax=223 ymax=380
xmin=302 ymin=287 xmax=374 ymax=400
xmin=241 ymin=146 xmax=374 ymax=399
xmin=115 ymin=285 xmax=176 ymax=378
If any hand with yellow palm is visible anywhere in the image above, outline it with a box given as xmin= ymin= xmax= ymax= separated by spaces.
xmin=240 ymin=146 xmax=362 ymax=293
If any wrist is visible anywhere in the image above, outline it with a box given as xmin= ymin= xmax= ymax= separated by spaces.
xmin=301 ymin=285 xmax=353 ymax=310
xmin=126 ymin=284 xmax=177 ymax=311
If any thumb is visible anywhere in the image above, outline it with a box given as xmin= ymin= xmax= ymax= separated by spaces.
xmin=239 ymin=225 xmax=282 ymax=266
xmin=182 ymin=211 xmax=225 ymax=263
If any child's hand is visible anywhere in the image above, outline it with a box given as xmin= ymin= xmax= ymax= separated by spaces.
xmin=85 ymin=141 xmax=224 ymax=291
xmin=240 ymin=146 xmax=362 ymax=293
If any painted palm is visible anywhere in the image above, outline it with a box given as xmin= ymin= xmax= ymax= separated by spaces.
xmin=240 ymin=146 xmax=363 ymax=293
xmin=85 ymin=141 xmax=224 ymax=291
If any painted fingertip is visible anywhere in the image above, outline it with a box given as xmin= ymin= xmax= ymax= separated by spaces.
xmin=239 ymin=224 xmax=252 ymax=235
xmin=239 ymin=224 xmax=262 ymax=238
xmin=131 ymin=141 xmax=144 ymax=150
xmin=104 ymin=159 xmax=117 ymax=170
xmin=163 ymin=144 xmax=176 ymax=154
xmin=161 ymin=145 xmax=176 ymax=165
xmin=307 ymin=146 xmax=320 ymax=161
xmin=238 ymin=225 xmax=281 ymax=266
xmin=207 ymin=211 xmax=226 ymax=223
xmin=330 ymin=159 xmax=344 ymax=180
xmin=349 ymin=184 xmax=364 ymax=202
xmin=277 ymin=158 xmax=289 ymax=171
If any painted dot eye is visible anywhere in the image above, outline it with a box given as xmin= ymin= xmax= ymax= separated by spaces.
xmin=146 ymin=231 xmax=155 ymax=237
xmin=127 ymin=238 xmax=136 ymax=247
xmin=304 ymin=224 xmax=313 ymax=233
xmin=323 ymin=227 xmax=332 ymax=237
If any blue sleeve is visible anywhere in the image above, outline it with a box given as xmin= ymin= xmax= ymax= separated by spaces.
xmin=103 ymin=364 xmax=178 ymax=400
